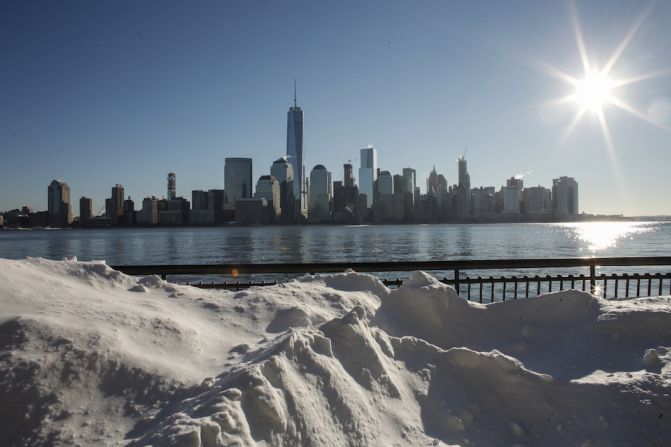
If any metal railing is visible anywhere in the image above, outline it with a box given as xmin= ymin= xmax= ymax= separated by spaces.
xmin=111 ymin=256 xmax=671 ymax=301
xmin=112 ymin=256 xmax=671 ymax=302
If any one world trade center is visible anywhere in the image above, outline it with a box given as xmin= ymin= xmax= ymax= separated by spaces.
xmin=286 ymin=82 xmax=305 ymax=216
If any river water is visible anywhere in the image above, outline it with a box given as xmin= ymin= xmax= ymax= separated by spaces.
xmin=1 ymin=221 xmax=670 ymax=264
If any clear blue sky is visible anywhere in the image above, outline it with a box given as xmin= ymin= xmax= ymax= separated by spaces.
xmin=1 ymin=0 xmax=670 ymax=216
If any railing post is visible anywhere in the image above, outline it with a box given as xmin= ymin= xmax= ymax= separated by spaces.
xmin=589 ymin=264 xmax=596 ymax=294
xmin=454 ymin=269 xmax=460 ymax=296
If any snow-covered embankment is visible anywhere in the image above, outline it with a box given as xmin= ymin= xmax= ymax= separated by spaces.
xmin=1 ymin=258 xmax=670 ymax=446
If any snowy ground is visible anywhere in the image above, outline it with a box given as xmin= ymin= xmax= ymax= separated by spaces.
xmin=1 ymin=257 xmax=670 ymax=446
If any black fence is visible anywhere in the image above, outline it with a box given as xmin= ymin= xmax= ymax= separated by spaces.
xmin=111 ymin=256 xmax=671 ymax=301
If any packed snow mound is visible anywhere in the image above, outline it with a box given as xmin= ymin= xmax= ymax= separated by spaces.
xmin=1 ymin=258 xmax=671 ymax=446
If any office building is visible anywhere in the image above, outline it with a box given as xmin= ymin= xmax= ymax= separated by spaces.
xmin=456 ymin=157 xmax=471 ymax=218
xmin=139 ymin=197 xmax=158 ymax=225
xmin=224 ymin=157 xmax=253 ymax=209
xmin=255 ymin=175 xmax=281 ymax=218
xmin=122 ymin=196 xmax=135 ymax=225
xmin=377 ymin=171 xmax=393 ymax=195
xmin=286 ymin=84 xmax=305 ymax=213
xmin=47 ymin=180 xmax=71 ymax=227
xmin=332 ymin=163 xmax=359 ymax=223
xmin=501 ymin=177 xmax=523 ymax=213
xmin=192 ymin=190 xmax=209 ymax=211
xmin=470 ymin=187 xmax=496 ymax=216
xmin=358 ymin=146 xmax=377 ymax=208
xmin=343 ymin=163 xmax=355 ymax=188
xmin=190 ymin=190 xmax=214 ymax=225
xmin=110 ymin=184 xmax=124 ymax=224
xmin=159 ymin=197 xmax=190 ymax=225
xmin=167 ymin=172 xmax=176 ymax=200
xmin=207 ymin=189 xmax=226 ymax=224
xmin=79 ymin=197 xmax=92 ymax=223
xmin=523 ymin=186 xmax=551 ymax=214
xmin=553 ymin=176 xmax=579 ymax=215
xmin=271 ymin=156 xmax=295 ymax=220
xmin=309 ymin=165 xmax=332 ymax=222
xmin=426 ymin=166 xmax=447 ymax=206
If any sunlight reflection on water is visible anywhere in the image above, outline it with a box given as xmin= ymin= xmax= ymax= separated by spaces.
xmin=559 ymin=221 xmax=653 ymax=252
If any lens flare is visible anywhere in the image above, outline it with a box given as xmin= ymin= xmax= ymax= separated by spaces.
xmin=572 ymin=71 xmax=615 ymax=114
xmin=528 ymin=0 xmax=670 ymax=159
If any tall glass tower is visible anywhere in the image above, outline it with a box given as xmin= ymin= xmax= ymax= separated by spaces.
xmin=286 ymin=82 xmax=304 ymax=213
xmin=358 ymin=146 xmax=377 ymax=209
xmin=224 ymin=157 xmax=253 ymax=209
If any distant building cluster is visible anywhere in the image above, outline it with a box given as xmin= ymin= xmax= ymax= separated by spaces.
xmin=1 ymin=88 xmax=581 ymax=228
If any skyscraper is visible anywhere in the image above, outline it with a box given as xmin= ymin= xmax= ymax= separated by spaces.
xmin=377 ymin=171 xmax=393 ymax=195
xmin=456 ymin=156 xmax=471 ymax=218
xmin=358 ymin=146 xmax=377 ymax=209
xmin=271 ymin=156 xmax=295 ymax=220
xmin=167 ymin=172 xmax=176 ymax=200
xmin=552 ymin=176 xmax=579 ymax=215
xmin=286 ymin=82 xmax=305 ymax=214
xmin=79 ymin=197 xmax=92 ymax=223
xmin=343 ymin=163 xmax=355 ymax=188
xmin=458 ymin=156 xmax=471 ymax=190
xmin=224 ymin=157 xmax=253 ymax=209
xmin=48 ymin=180 xmax=71 ymax=227
xmin=110 ymin=184 xmax=124 ymax=224
xmin=309 ymin=164 xmax=332 ymax=222
xmin=255 ymin=175 xmax=281 ymax=218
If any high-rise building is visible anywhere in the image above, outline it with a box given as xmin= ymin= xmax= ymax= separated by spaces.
xmin=122 ymin=196 xmax=135 ymax=225
xmin=502 ymin=177 xmax=523 ymax=213
xmin=167 ymin=172 xmax=176 ymax=200
xmin=552 ymin=176 xmax=579 ymax=215
xmin=255 ymin=175 xmax=281 ymax=218
xmin=309 ymin=164 xmax=332 ymax=222
xmin=48 ymin=180 xmax=71 ymax=227
xmin=286 ymin=83 xmax=305 ymax=213
xmin=523 ymin=186 xmax=551 ymax=214
xmin=458 ymin=156 xmax=471 ymax=190
xmin=271 ymin=156 xmax=295 ymax=220
xmin=192 ymin=190 xmax=209 ymax=211
xmin=139 ymin=196 xmax=158 ymax=225
xmin=343 ymin=163 xmax=355 ymax=188
xmin=332 ymin=163 xmax=359 ymax=223
xmin=377 ymin=171 xmax=393 ymax=195
xmin=358 ymin=146 xmax=378 ymax=208
xmin=79 ymin=197 xmax=92 ymax=223
xmin=224 ymin=157 xmax=253 ymax=209
xmin=456 ymin=156 xmax=471 ymax=218
xmin=426 ymin=166 xmax=448 ymax=206
xmin=110 ymin=184 xmax=124 ymax=224
xmin=470 ymin=186 xmax=496 ymax=216
xmin=207 ymin=189 xmax=226 ymax=224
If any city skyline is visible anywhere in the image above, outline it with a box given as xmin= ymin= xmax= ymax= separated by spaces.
xmin=1 ymin=1 xmax=670 ymax=215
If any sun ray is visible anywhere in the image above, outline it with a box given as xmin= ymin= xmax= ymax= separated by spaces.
xmin=569 ymin=0 xmax=591 ymax=74
xmin=560 ymin=107 xmax=587 ymax=143
xmin=613 ymin=68 xmax=671 ymax=88
xmin=609 ymin=96 xmax=671 ymax=132
xmin=596 ymin=108 xmax=621 ymax=178
xmin=602 ymin=2 xmax=655 ymax=75
xmin=522 ymin=54 xmax=580 ymax=86
xmin=540 ymin=94 xmax=580 ymax=110
xmin=533 ymin=1 xmax=669 ymax=158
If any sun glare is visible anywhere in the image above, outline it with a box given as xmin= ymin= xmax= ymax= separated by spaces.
xmin=529 ymin=1 xmax=669 ymax=159
xmin=573 ymin=70 xmax=615 ymax=114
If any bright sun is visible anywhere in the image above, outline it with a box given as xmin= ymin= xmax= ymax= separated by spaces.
xmin=573 ymin=70 xmax=614 ymax=114
xmin=530 ymin=1 xmax=669 ymax=156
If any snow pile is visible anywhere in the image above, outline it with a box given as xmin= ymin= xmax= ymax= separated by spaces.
xmin=1 ymin=258 xmax=670 ymax=446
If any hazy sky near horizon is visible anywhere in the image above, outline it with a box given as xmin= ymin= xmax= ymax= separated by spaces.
xmin=1 ymin=0 xmax=670 ymax=216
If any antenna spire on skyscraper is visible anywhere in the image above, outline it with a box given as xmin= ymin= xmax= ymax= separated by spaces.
xmin=293 ymin=78 xmax=297 ymax=107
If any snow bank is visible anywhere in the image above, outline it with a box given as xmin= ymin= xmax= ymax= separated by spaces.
xmin=1 ymin=258 xmax=670 ymax=446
